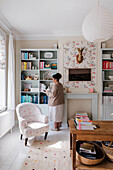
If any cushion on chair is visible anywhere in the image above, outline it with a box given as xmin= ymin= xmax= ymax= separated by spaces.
xmin=24 ymin=122 xmax=49 ymax=138
xmin=28 ymin=122 xmax=49 ymax=129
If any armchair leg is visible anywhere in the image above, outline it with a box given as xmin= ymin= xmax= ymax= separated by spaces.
xmin=44 ymin=132 xmax=48 ymax=140
xmin=25 ymin=138 xmax=28 ymax=146
xmin=20 ymin=134 xmax=23 ymax=140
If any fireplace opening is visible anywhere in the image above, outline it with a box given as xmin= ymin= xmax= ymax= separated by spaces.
xmin=69 ymin=68 xmax=91 ymax=81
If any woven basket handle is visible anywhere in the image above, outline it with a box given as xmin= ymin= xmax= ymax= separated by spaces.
xmin=108 ymin=141 xmax=113 ymax=148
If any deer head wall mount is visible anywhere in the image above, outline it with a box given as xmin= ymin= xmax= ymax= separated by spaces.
xmin=76 ymin=47 xmax=84 ymax=64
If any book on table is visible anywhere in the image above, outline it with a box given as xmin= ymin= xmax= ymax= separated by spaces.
xmin=74 ymin=112 xmax=95 ymax=130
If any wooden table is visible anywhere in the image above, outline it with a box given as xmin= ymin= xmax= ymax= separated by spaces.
xmin=69 ymin=120 xmax=113 ymax=170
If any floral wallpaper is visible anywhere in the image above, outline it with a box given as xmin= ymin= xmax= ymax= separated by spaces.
xmin=63 ymin=41 xmax=96 ymax=88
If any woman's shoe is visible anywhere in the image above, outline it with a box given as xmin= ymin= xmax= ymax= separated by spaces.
xmin=57 ymin=128 xmax=61 ymax=131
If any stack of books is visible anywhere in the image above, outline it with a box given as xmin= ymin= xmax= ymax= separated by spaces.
xmin=74 ymin=112 xmax=94 ymax=130
xmin=79 ymin=142 xmax=97 ymax=159
xmin=104 ymin=87 xmax=112 ymax=93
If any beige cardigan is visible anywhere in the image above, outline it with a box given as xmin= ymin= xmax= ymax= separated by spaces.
xmin=46 ymin=82 xmax=64 ymax=106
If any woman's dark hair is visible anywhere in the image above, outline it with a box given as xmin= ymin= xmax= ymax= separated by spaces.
xmin=52 ymin=73 xmax=62 ymax=81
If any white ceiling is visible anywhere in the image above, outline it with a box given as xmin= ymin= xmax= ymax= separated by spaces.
xmin=0 ymin=0 xmax=113 ymax=39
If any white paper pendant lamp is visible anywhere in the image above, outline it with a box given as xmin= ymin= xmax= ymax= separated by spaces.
xmin=82 ymin=5 xmax=113 ymax=42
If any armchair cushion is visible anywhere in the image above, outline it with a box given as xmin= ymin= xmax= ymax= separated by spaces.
xmin=24 ymin=122 xmax=49 ymax=138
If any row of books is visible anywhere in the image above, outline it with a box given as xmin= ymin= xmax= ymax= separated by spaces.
xmin=104 ymin=86 xmax=113 ymax=93
xmin=40 ymin=95 xmax=48 ymax=104
xmin=74 ymin=112 xmax=94 ymax=130
xmin=102 ymin=61 xmax=113 ymax=69
xmin=21 ymin=62 xmax=32 ymax=70
xmin=39 ymin=62 xmax=48 ymax=69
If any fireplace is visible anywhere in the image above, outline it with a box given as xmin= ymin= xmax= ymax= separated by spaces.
xmin=69 ymin=68 xmax=91 ymax=81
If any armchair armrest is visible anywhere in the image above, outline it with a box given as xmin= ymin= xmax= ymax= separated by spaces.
xmin=18 ymin=117 xmax=27 ymax=134
xmin=38 ymin=115 xmax=49 ymax=124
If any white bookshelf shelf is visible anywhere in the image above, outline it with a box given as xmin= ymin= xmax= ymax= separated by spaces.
xmin=102 ymin=69 xmax=113 ymax=71
xmin=21 ymin=69 xmax=39 ymax=71
xmin=103 ymin=92 xmax=113 ymax=93
xmin=21 ymin=91 xmax=38 ymax=94
xmin=21 ymin=80 xmax=39 ymax=82
xmin=40 ymin=80 xmax=53 ymax=81
xmin=103 ymin=80 xmax=113 ymax=81
xmin=40 ymin=69 xmax=57 ymax=71
xmin=21 ymin=59 xmax=39 ymax=61
xmin=40 ymin=59 xmax=57 ymax=61
xmin=102 ymin=58 xmax=113 ymax=60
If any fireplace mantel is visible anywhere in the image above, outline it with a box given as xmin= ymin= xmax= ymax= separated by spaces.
xmin=62 ymin=93 xmax=98 ymax=127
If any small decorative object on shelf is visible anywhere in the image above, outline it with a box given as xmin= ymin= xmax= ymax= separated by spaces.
xmin=32 ymin=66 xmax=35 ymax=70
xmin=51 ymin=63 xmax=57 ymax=69
xmin=31 ymin=88 xmax=39 ymax=92
xmin=25 ymin=76 xmax=32 ymax=80
xmin=89 ymin=88 xmax=95 ymax=93
xmin=101 ymin=42 xmax=106 ymax=48
xmin=44 ymin=52 xmax=53 ymax=59
xmin=29 ymin=52 xmax=33 ymax=59
xmin=111 ymin=53 xmax=113 ymax=59
xmin=33 ymin=74 xmax=39 ymax=80
xmin=44 ymin=63 xmax=51 ymax=69
xmin=53 ymin=43 xmax=57 ymax=49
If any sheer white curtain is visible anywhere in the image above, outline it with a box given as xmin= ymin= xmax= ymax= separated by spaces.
xmin=7 ymin=34 xmax=15 ymax=110
xmin=0 ymin=35 xmax=6 ymax=111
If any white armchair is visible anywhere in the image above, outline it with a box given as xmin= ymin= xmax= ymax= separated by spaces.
xmin=16 ymin=103 xmax=49 ymax=146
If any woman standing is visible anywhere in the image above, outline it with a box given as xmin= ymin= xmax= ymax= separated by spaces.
xmin=46 ymin=73 xmax=64 ymax=131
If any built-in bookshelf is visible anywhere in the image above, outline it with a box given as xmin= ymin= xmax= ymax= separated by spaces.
xmin=101 ymin=48 xmax=113 ymax=120
xmin=20 ymin=49 xmax=58 ymax=105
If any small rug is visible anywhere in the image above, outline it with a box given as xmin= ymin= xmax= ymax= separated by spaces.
xmin=21 ymin=140 xmax=72 ymax=170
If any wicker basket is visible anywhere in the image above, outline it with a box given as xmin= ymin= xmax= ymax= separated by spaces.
xmin=76 ymin=141 xmax=105 ymax=165
xmin=102 ymin=141 xmax=113 ymax=162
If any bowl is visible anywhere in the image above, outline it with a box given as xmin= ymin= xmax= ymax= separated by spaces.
xmin=109 ymin=76 xmax=113 ymax=80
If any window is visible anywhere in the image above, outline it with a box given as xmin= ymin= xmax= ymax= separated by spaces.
xmin=0 ymin=35 xmax=6 ymax=112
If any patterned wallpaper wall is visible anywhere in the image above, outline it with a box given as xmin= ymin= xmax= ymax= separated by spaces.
xmin=63 ymin=41 xmax=96 ymax=88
